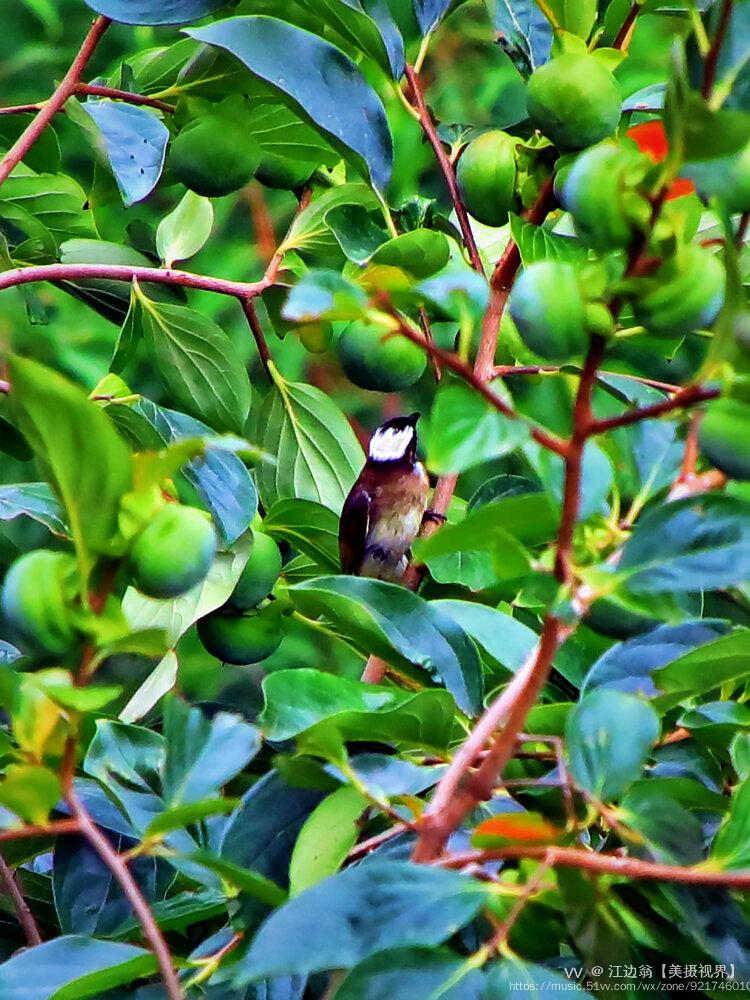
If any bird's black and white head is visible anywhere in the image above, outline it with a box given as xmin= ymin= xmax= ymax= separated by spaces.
xmin=367 ymin=412 xmax=420 ymax=465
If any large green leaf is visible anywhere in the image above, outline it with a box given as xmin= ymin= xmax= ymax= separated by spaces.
xmin=289 ymin=785 xmax=367 ymax=895
xmin=83 ymin=0 xmax=224 ymax=24
xmin=7 ymin=356 xmax=132 ymax=576
xmin=618 ymin=495 xmax=750 ymax=593
xmin=510 ymin=213 xmax=587 ymax=266
xmin=250 ymin=373 xmax=363 ymax=513
xmin=536 ymin=0 xmax=597 ymax=38
xmin=711 ymin=778 xmax=750 ymax=869
xmin=566 ymin=689 xmax=660 ymax=802
xmin=293 ymin=0 xmax=404 ymax=77
xmin=263 ymin=498 xmax=341 ymax=571
xmin=485 ymin=0 xmax=552 ymax=73
xmin=188 ymin=17 xmax=393 ymax=191
xmin=123 ymin=288 xmax=252 ymax=434
xmin=278 ymin=183 xmax=379 ymax=258
xmin=259 ymin=668 xmax=456 ymax=750
xmin=0 ymin=935 xmax=155 ymax=999
xmin=246 ymin=99 xmax=340 ymax=167
xmin=234 ymin=862 xmax=488 ymax=982
xmin=0 ymin=172 xmax=95 ymax=246
xmin=290 ymin=577 xmax=483 ymax=714
xmin=433 ymin=599 xmax=538 ymax=672
xmin=0 ymin=482 xmax=67 ymax=536
xmin=335 ymin=948 xmax=483 ymax=1000
xmin=162 ymin=696 xmax=260 ymax=807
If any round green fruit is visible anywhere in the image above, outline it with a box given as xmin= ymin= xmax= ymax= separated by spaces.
xmin=197 ymin=609 xmax=283 ymax=664
xmin=559 ymin=141 xmax=651 ymax=250
xmin=508 ymin=261 xmax=590 ymax=361
xmin=526 ymin=54 xmax=621 ymax=151
xmin=0 ymin=549 xmax=78 ymax=656
xmin=169 ymin=115 xmax=261 ymax=197
xmin=255 ymin=152 xmax=316 ymax=190
xmin=632 ymin=245 xmax=725 ymax=338
xmin=227 ymin=531 xmax=282 ymax=611
xmin=337 ymin=322 xmax=426 ymax=392
xmin=699 ymin=398 xmax=750 ymax=480
xmin=456 ymin=130 xmax=520 ymax=227
xmin=131 ymin=505 xmax=216 ymax=599
xmin=682 ymin=140 xmax=750 ymax=214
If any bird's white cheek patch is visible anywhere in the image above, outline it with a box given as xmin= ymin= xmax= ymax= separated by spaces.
xmin=369 ymin=427 xmax=413 ymax=461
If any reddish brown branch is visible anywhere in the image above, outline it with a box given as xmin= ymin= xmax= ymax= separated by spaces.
xmin=74 ymin=83 xmax=175 ymax=113
xmin=702 ymin=0 xmax=733 ymax=98
xmin=0 ymin=16 xmax=111 ymax=187
xmin=588 ymin=384 xmax=718 ymax=435
xmin=613 ymin=1 xmax=641 ymax=51
xmin=404 ymin=65 xmax=484 ymax=275
xmin=69 ymin=790 xmax=183 ymax=999
xmin=240 ymin=299 xmax=273 ymax=381
xmin=0 ymin=851 xmax=42 ymax=946
xmin=443 ymin=845 xmax=750 ymax=888
xmin=0 ymin=819 xmax=79 ymax=842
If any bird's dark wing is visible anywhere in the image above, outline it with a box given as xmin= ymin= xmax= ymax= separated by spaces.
xmin=338 ymin=482 xmax=371 ymax=575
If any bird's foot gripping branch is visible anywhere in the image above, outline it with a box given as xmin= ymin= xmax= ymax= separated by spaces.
xmin=2 ymin=0 xmax=750 ymax=997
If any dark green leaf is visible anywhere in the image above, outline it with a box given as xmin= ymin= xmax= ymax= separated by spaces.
xmin=8 ymin=356 xmax=132 ymax=576
xmin=235 ymin=862 xmax=487 ymax=981
xmin=711 ymin=779 xmax=750 ymax=869
xmin=291 ymin=576 xmax=483 ymax=714
xmin=184 ymin=850 xmax=287 ymax=907
xmin=618 ymin=495 xmax=750 ymax=593
xmin=80 ymin=101 xmax=168 ymax=206
xmin=82 ymin=0 xmax=224 ymax=24
xmin=249 ymin=374 xmax=363 ymax=514
xmin=485 ymin=0 xmax=552 ymax=74
xmin=0 ymin=115 xmax=60 ymax=174
xmin=188 ymin=17 xmax=393 ymax=191
xmin=566 ymin=689 xmax=660 ymax=801
xmin=293 ymin=0 xmax=404 ymax=77
xmin=263 ymin=499 xmax=340 ymax=571
xmin=433 ymin=599 xmax=538 ymax=672
xmin=0 ymin=483 xmax=67 ymax=536
xmin=0 ymin=172 xmax=95 ymax=246
xmin=370 ymin=229 xmax=450 ymax=278
xmin=412 ymin=0 xmax=453 ymax=34
xmin=336 ymin=947 xmax=483 ymax=1000
xmin=0 ymin=935 xmax=156 ymax=1000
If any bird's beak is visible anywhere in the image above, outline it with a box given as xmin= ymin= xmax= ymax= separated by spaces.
xmin=407 ymin=411 xmax=420 ymax=425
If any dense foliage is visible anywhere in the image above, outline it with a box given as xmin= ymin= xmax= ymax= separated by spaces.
xmin=2 ymin=0 xmax=750 ymax=996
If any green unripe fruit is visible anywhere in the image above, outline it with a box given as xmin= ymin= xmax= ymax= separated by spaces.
xmin=699 ymin=398 xmax=750 ymax=480
xmin=508 ymin=261 xmax=590 ymax=361
xmin=131 ymin=505 xmax=216 ymax=599
xmin=0 ymin=550 xmax=78 ymax=656
xmin=632 ymin=245 xmax=725 ymax=338
xmin=337 ymin=322 xmax=426 ymax=392
xmin=456 ymin=130 xmax=520 ymax=227
xmin=227 ymin=532 xmax=282 ymax=611
xmin=169 ymin=115 xmax=261 ymax=197
xmin=526 ymin=54 xmax=621 ymax=151
xmin=682 ymin=140 xmax=750 ymax=214
xmin=256 ymin=152 xmax=316 ymax=190
xmin=560 ymin=141 xmax=651 ymax=250
xmin=197 ymin=608 xmax=283 ymax=664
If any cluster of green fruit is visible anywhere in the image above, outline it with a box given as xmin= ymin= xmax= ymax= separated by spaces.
xmin=197 ymin=530 xmax=285 ymax=665
xmin=169 ymin=111 xmax=316 ymax=197
xmin=0 ymin=504 xmax=217 ymax=659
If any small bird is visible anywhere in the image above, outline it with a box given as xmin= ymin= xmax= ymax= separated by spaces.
xmin=339 ymin=412 xmax=430 ymax=581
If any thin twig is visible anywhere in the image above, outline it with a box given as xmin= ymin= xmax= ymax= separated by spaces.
xmin=612 ymin=1 xmax=641 ymax=51
xmin=69 ymin=790 xmax=183 ymax=999
xmin=0 ymin=16 xmax=111 ymax=187
xmin=588 ymin=384 xmax=718 ymax=435
xmin=404 ymin=64 xmax=484 ymax=275
xmin=0 ymin=851 xmax=42 ymax=946
xmin=419 ymin=306 xmax=442 ymax=381
xmin=441 ymin=845 xmax=750 ymax=888
xmin=702 ymin=0 xmax=733 ymax=98
xmin=0 ymin=819 xmax=80 ymax=842
xmin=240 ymin=299 xmax=273 ymax=382
xmin=74 ymin=83 xmax=175 ymax=113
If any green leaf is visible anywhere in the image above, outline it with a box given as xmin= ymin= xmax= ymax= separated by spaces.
xmin=184 ymin=850 xmax=288 ymax=907
xmin=263 ymin=498 xmax=341 ymax=571
xmin=485 ymin=0 xmax=552 ymax=73
xmin=0 ymin=764 xmax=61 ymax=825
xmin=426 ymin=382 xmax=528 ymax=474
xmin=187 ymin=17 xmax=393 ymax=191
xmin=250 ymin=371 xmax=363 ymax=513
xmin=289 ymin=785 xmax=367 ymax=894
xmin=162 ymin=696 xmax=261 ymax=807
xmin=432 ymin=599 xmax=538 ymax=672
xmin=537 ymin=0 xmax=597 ymax=38
xmin=566 ymin=689 xmax=660 ymax=802
xmin=259 ymin=669 xmax=457 ymax=751
xmin=0 ymin=482 xmax=67 ymax=536
xmin=618 ymin=495 xmax=750 ymax=594
xmin=293 ymin=0 xmax=404 ymax=77
xmin=0 ymin=935 xmax=156 ymax=1000
xmin=370 ymin=229 xmax=450 ymax=278
xmin=413 ymin=0 xmax=453 ymax=34
xmin=7 ymin=356 xmax=132 ymax=577
xmin=0 ymin=172 xmax=95 ymax=246
xmin=82 ymin=0 xmax=224 ymax=24
xmin=119 ymin=650 xmax=179 ymax=724
xmin=246 ymin=97 xmax=340 ymax=167
xmin=144 ymin=797 xmax=240 ymax=837
xmin=282 ymin=269 xmax=367 ymax=323
xmin=290 ymin=577 xmax=483 ymax=715
xmin=234 ymin=862 xmax=488 ymax=982
xmin=156 ymin=190 xmax=213 ymax=267
xmin=127 ymin=287 xmax=252 ymax=434
xmin=336 ymin=948 xmax=483 ymax=1000
xmin=486 ymin=957 xmax=595 ymax=997
xmin=0 ymin=114 xmax=60 ymax=174
xmin=278 ymin=183 xmax=379 ymax=258
xmin=80 ymin=101 xmax=169 ymax=206
xmin=711 ymin=778 xmax=750 ymax=869
xmin=510 ymin=213 xmax=587 ymax=265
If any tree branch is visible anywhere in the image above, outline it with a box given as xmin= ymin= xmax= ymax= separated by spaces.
xmin=0 ymin=851 xmax=42 ymax=946
xmin=240 ymin=299 xmax=273 ymax=381
xmin=612 ymin=1 xmax=642 ymax=51
xmin=0 ymin=16 xmax=111 ymax=187
xmin=68 ymin=790 xmax=183 ymax=999
xmin=74 ymin=83 xmax=175 ymax=113
xmin=403 ymin=64 xmax=484 ymax=275
xmin=587 ymin=384 xmax=718 ymax=435
xmin=702 ymin=0 xmax=733 ymax=98
xmin=0 ymin=819 xmax=80 ymax=842
xmin=442 ymin=844 xmax=750 ymax=888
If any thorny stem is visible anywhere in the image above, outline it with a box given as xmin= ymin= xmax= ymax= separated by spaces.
xmin=403 ymin=64 xmax=484 ymax=275
xmin=0 ymin=851 xmax=42 ymax=946
xmin=0 ymin=16 xmax=111 ymax=188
